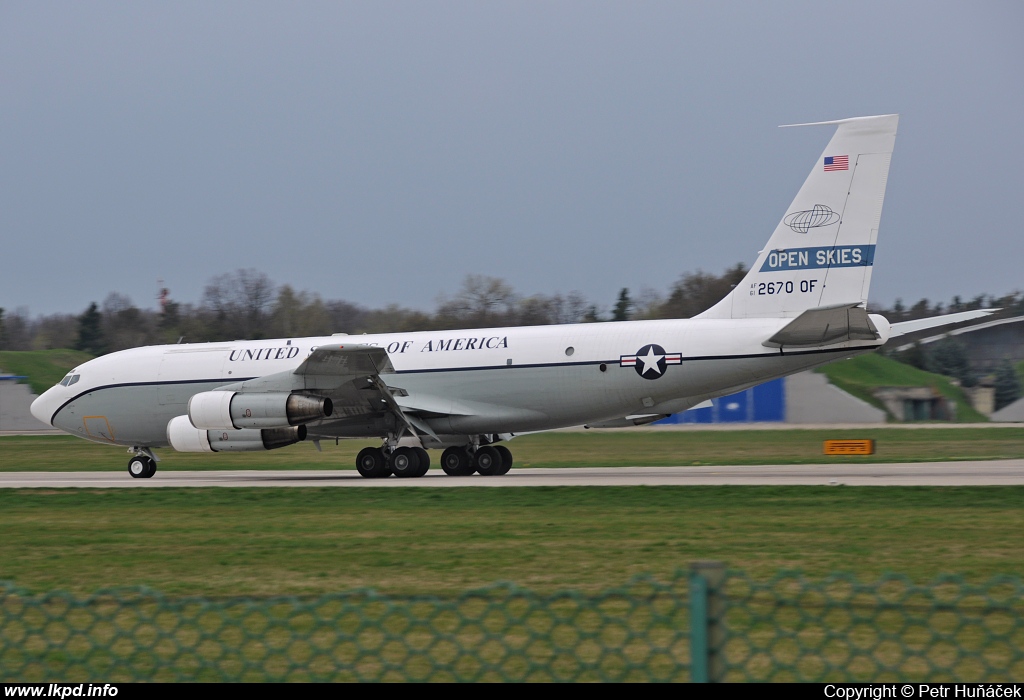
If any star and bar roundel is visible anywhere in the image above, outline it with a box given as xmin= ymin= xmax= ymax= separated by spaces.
xmin=619 ymin=344 xmax=682 ymax=380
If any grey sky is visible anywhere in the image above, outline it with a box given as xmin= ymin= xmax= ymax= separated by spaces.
xmin=2 ymin=1 xmax=1022 ymax=317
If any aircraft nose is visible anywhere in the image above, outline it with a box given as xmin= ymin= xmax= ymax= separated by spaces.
xmin=30 ymin=390 xmax=54 ymax=426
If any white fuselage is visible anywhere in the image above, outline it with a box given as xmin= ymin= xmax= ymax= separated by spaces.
xmin=31 ymin=315 xmax=890 ymax=449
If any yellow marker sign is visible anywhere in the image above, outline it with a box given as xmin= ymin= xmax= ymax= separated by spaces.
xmin=823 ymin=439 xmax=875 ymax=456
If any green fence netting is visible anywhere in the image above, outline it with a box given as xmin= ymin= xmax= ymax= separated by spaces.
xmin=0 ymin=577 xmax=691 ymax=682
xmin=1 ymin=567 xmax=1022 ymax=682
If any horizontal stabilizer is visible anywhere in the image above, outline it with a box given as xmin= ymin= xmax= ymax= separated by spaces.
xmin=888 ymin=309 xmax=996 ymax=338
xmin=763 ymin=303 xmax=879 ymax=348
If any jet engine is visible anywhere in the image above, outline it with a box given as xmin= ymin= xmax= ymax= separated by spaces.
xmin=167 ymin=415 xmax=307 ymax=452
xmin=187 ymin=391 xmax=332 ymax=430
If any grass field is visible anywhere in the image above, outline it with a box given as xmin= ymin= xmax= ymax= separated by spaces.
xmin=2 ymin=426 xmax=1022 ymax=472
xmin=0 ymin=487 xmax=1022 ymax=597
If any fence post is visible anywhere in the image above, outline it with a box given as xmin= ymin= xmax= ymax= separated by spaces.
xmin=690 ymin=560 xmax=726 ymax=683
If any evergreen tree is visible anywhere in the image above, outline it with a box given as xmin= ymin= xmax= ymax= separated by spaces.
xmin=0 ymin=308 xmax=6 ymax=350
xmin=896 ymin=341 xmax=928 ymax=371
xmin=612 ymin=288 xmax=632 ymax=322
xmin=892 ymin=298 xmax=905 ymax=320
xmin=159 ymin=300 xmax=181 ymax=337
xmin=926 ymin=337 xmax=976 ymax=387
xmin=74 ymin=302 xmax=106 ymax=355
xmin=994 ymin=360 xmax=1022 ymax=411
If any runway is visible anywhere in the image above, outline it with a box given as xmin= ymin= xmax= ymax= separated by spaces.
xmin=2 ymin=460 xmax=1023 ymax=487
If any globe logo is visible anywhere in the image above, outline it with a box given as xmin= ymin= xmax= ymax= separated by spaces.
xmin=784 ymin=204 xmax=840 ymax=234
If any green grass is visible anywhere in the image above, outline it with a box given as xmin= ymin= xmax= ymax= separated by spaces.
xmin=0 ymin=349 xmax=94 ymax=395
xmin=817 ymin=353 xmax=987 ymax=422
xmin=2 ymin=427 xmax=1022 ymax=472
xmin=0 ymin=487 xmax=1022 ymax=596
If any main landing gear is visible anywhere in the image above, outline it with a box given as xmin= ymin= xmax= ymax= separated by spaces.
xmin=355 ymin=444 xmax=513 ymax=479
xmin=355 ymin=445 xmax=430 ymax=479
xmin=441 ymin=445 xmax=512 ymax=476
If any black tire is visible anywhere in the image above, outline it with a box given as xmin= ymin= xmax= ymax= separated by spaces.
xmin=494 ymin=445 xmax=513 ymax=475
xmin=356 ymin=447 xmax=390 ymax=478
xmin=128 ymin=456 xmax=155 ymax=479
xmin=474 ymin=446 xmax=502 ymax=476
xmin=440 ymin=447 xmax=473 ymax=476
xmin=412 ymin=447 xmax=430 ymax=477
xmin=390 ymin=446 xmax=421 ymax=478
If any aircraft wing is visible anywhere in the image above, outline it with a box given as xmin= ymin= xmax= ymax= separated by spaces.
xmin=220 ymin=344 xmax=435 ymax=438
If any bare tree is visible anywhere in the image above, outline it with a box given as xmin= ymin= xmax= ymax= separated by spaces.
xmin=202 ymin=269 xmax=276 ymax=339
xmin=652 ymin=263 xmax=747 ymax=318
xmin=101 ymin=293 xmax=153 ymax=352
xmin=436 ymin=275 xmax=518 ymax=328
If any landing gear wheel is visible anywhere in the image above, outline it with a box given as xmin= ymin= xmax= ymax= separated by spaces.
xmin=440 ymin=447 xmax=474 ymax=476
xmin=390 ymin=446 xmax=421 ymax=478
xmin=474 ymin=446 xmax=502 ymax=476
xmin=412 ymin=447 xmax=430 ymax=477
xmin=128 ymin=455 xmax=155 ymax=479
xmin=356 ymin=447 xmax=391 ymax=478
xmin=494 ymin=445 xmax=513 ymax=475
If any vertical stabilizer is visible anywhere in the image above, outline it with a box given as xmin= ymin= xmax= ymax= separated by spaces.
xmin=698 ymin=114 xmax=898 ymax=319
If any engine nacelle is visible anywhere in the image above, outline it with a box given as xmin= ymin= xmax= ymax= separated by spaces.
xmin=167 ymin=415 xmax=307 ymax=453
xmin=187 ymin=391 xmax=332 ymax=430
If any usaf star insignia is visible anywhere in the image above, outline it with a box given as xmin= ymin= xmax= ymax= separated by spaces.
xmin=619 ymin=344 xmax=682 ymax=380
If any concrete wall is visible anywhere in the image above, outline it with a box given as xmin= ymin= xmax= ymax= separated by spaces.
xmin=784 ymin=371 xmax=886 ymax=424
xmin=991 ymin=397 xmax=1024 ymax=423
xmin=0 ymin=379 xmax=58 ymax=432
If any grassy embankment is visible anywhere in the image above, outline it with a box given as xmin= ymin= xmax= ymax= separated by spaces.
xmin=817 ymin=353 xmax=988 ymax=422
xmin=0 ymin=349 xmax=94 ymax=395
xmin=1 ymin=487 xmax=1022 ymax=596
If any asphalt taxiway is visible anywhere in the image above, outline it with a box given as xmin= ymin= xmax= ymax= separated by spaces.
xmin=1 ymin=460 xmax=1022 ymax=487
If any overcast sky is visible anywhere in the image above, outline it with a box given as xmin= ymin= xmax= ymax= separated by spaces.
xmin=2 ymin=1 xmax=1022 ymax=317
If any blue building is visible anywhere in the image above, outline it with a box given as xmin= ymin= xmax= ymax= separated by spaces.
xmin=655 ymin=378 xmax=786 ymax=424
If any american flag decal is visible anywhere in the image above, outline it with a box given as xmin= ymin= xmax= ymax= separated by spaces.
xmin=824 ymin=155 xmax=849 ymax=171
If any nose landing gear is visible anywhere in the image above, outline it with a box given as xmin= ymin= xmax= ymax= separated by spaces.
xmin=127 ymin=451 xmax=157 ymax=479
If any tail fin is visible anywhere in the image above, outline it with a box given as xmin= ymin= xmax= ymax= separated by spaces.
xmin=698 ymin=114 xmax=898 ymax=319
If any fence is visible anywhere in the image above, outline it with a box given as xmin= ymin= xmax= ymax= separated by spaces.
xmin=2 ymin=565 xmax=1022 ymax=682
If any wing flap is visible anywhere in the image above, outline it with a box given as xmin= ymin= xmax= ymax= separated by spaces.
xmin=294 ymin=344 xmax=394 ymax=376
xmin=763 ymin=303 xmax=879 ymax=348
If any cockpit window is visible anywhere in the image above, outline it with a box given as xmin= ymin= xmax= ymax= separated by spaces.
xmin=59 ymin=374 xmax=81 ymax=387
xmin=68 ymin=374 xmax=80 ymax=386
